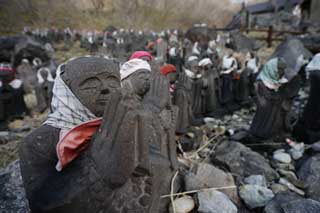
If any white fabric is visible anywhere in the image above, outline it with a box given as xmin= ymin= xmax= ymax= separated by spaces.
xmin=192 ymin=42 xmax=201 ymax=55
xmin=222 ymin=56 xmax=236 ymax=70
xmin=120 ymin=58 xmax=151 ymax=81
xmin=198 ymin=58 xmax=212 ymax=67
xmin=37 ymin=67 xmax=54 ymax=84
xmin=306 ymin=53 xmax=320 ymax=72
xmin=185 ymin=69 xmax=202 ymax=79
xmin=169 ymin=47 xmax=177 ymax=57
xmin=9 ymin=79 xmax=22 ymax=89
xmin=0 ymin=81 xmax=2 ymax=88
xmin=247 ymin=58 xmax=259 ymax=73
xmin=188 ymin=56 xmax=198 ymax=62
xmin=44 ymin=64 xmax=97 ymax=131
xmin=33 ymin=58 xmax=42 ymax=66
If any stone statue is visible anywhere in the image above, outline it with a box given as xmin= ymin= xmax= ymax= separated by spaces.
xmin=35 ymin=67 xmax=54 ymax=112
xmin=20 ymin=57 xmax=178 ymax=212
xmin=199 ymin=58 xmax=221 ymax=117
xmin=294 ymin=54 xmax=320 ymax=143
xmin=184 ymin=56 xmax=205 ymax=119
xmin=173 ymin=71 xmax=195 ymax=133
xmin=0 ymin=63 xmax=28 ymax=130
xmin=250 ymin=58 xmax=301 ymax=140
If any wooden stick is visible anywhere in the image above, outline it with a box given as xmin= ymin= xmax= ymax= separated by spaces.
xmin=161 ymin=185 xmax=237 ymax=199
xmin=170 ymin=171 xmax=179 ymax=213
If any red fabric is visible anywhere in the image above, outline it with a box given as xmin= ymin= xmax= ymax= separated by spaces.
xmin=160 ymin=64 xmax=176 ymax=76
xmin=56 ymin=118 xmax=102 ymax=170
xmin=129 ymin=51 xmax=153 ymax=61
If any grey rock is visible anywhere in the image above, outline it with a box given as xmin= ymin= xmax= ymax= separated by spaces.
xmin=278 ymin=178 xmax=305 ymax=196
xmin=270 ymin=183 xmax=289 ymax=194
xmin=264 ymin=192 xmax=302 ymax=213
xmin=244 ymin=175 xmax=267 ymax=187
xmin=281 ymin=199 xmax=320 ymax=213
xmin=211 ymin=141 xmax=279 ymax=182
xmin=239 ymin=184 xmax=274 ymax=209
xmin=198 ymin=190 xmax=238 ymax=213
xmin=311 ymin=142 xmax=320 ymax=152
xmin=273 ymin=151 xmax=292 ymax=164
xmin=297 ymin=154 xmax=320 ymax=201
xmin=185 ymin=162 xmax=240 ymax=206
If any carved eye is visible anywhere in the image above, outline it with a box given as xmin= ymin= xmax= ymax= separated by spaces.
xmin=79 ymin=78 xmax=101 ymax=91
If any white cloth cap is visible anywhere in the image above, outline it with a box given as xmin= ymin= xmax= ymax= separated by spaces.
xmin=120 ymin=58 xmax=151 ymax=81
xmin=187 ymin=56 xmax=198 ymax=62
xmin=198 ymin=58 xmax=212 ymax=67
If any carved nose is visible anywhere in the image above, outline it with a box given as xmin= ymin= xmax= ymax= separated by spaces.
xmin=100 ymin=88 xmax=109 ymax=95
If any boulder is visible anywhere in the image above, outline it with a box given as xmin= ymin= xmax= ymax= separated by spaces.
xmin=185 ymin=162 xmax=240 ymax=206
xmin=211 ymin=141 xmax=279 ymax=182
xmin=282 ymin=199 xmax=320 ymax=213
xmin=297 ymin=154 xmax=320 ymax=201
xmin=264 ymin=192 xmax=302 ymax=213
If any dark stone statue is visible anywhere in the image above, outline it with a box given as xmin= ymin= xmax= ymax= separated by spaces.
xmin=0 ymin=63 xmax=28 ymax=130
xmin=184 ymin=58 xmax=205 ymax=119
xmin=250 ymin=58 xmax=301 ymax=140
xmin=35 ymin=67 xmax=54 ymax=112
xmin=201 ymin=61 xmax=221 ymax=117
xmin=294 ymin=70 xmax=320 ymax=143
xmin=19 ymin=56 xmax=178 ymax=212
xmin=173 ymin=72 xmax=195 ymax=133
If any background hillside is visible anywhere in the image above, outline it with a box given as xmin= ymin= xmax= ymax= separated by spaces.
xmin=0 ymin=0 xmax=263 ymax=34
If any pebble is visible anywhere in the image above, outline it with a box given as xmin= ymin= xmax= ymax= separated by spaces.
xmin=279 ymin=178 xmax=305 ymax=196
xmin=170 ymin=196 xmax=195 ymax=213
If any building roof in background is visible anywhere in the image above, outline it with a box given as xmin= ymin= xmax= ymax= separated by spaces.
xmin=246 ymin=0 xmax=306 ymax=14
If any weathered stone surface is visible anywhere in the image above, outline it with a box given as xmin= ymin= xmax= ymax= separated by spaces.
xmin=297 ymin=154 xmax=320 ymax=201
xmin=264 ymin=192 xmax=302 ymax=213
xmin=211 ymin=141 xmax=279 ymax=182
xmin=244 ymin=175 xmax=267 ymax=187
xmin=197 ymin=190 xmax=238 ymax=213
xmin=0 ymin=160 xmax=29 ymax=212
xmin=239 ymin=184 xmax=274 ymax=209
xmin=185 ymin=162 xmax=240 ymax=206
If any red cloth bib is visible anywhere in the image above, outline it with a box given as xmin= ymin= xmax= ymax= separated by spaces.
xmin=56 ymin=118 xmax=102 ymax=171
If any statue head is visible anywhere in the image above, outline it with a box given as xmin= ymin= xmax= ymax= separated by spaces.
xmin=60 ymin=56 xmax=120 ymax=117
xmin=120 ymin=59 xmax=151 ymax=100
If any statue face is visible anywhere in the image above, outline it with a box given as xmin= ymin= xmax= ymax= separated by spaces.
xmin=167 ymin=72 xmax=177 ymax=84
xmin=61 ymin=57 xmax=121 ymax=116
xmin=127 ymin=69 xmax=151 ymax=97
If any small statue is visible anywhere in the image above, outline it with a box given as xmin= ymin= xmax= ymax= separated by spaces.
xmin=35 ymin=67 xmax=54 ymax=112
xmin=294 ymin=53 xmax=320 ymax=143
xmin=250 ymin=57 xmax=300 ymax=140
xmin=199 ymin=58 xmax=221 ymax=117
xmin=184 ymin=56 xmax=206 ymax=119
xmin=0 ymin=63 xmax=28 ymax=130
xmin=220 ymin=51 xmax=238 ymax=112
